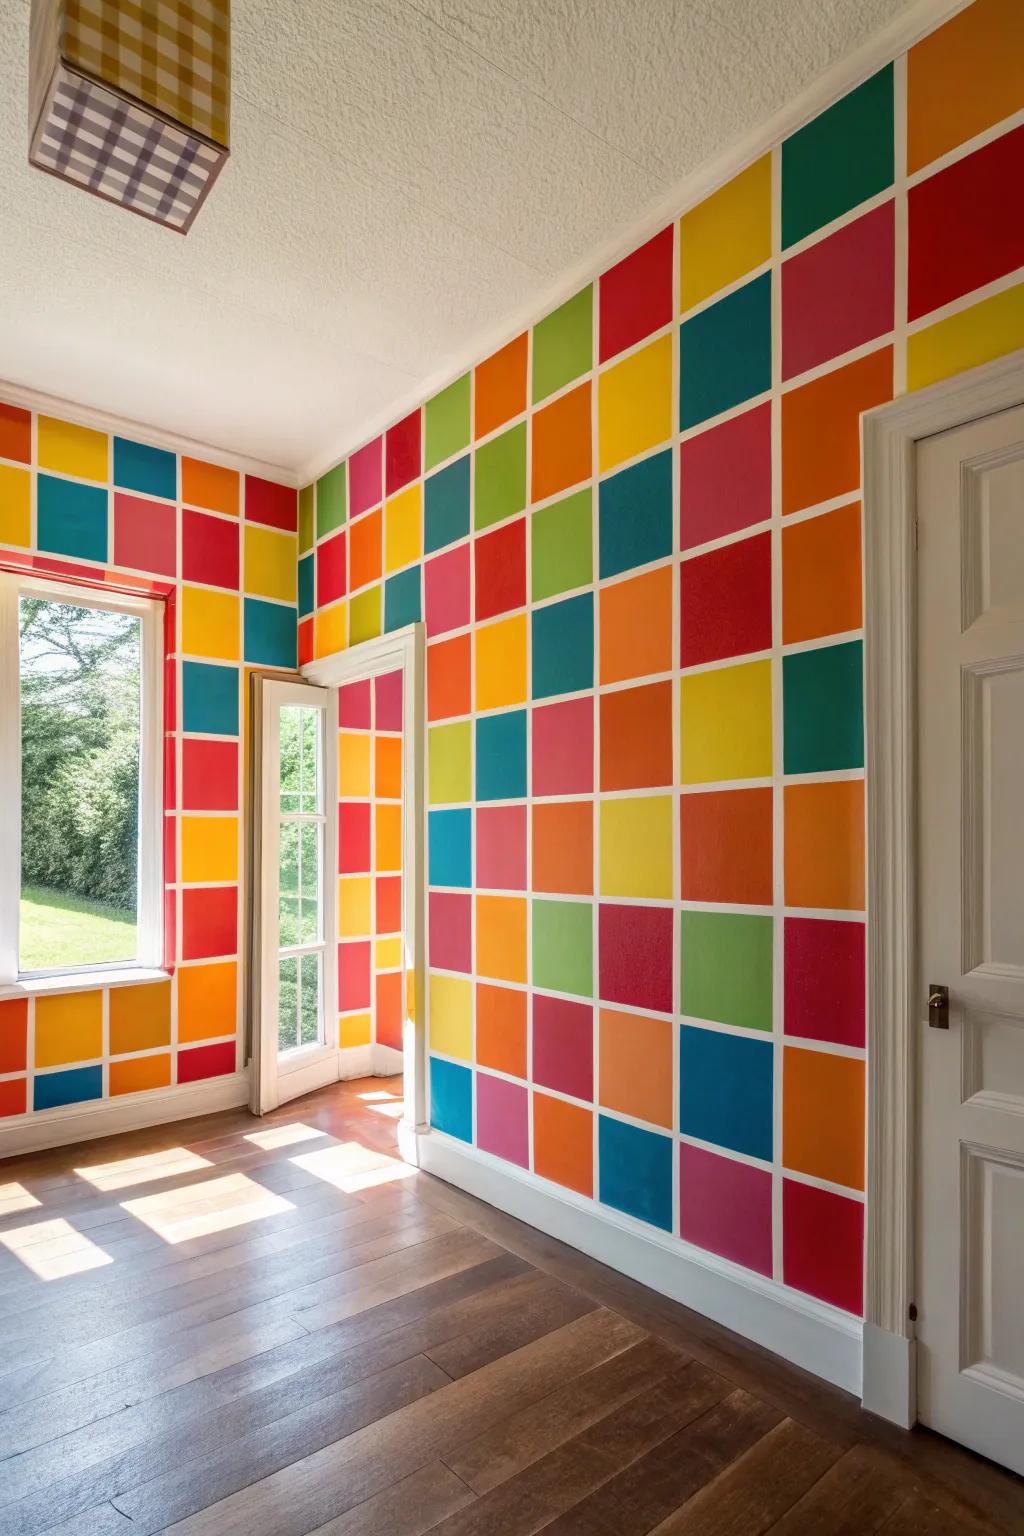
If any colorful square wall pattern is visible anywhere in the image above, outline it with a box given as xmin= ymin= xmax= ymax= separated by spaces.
xmin=679 ymin=659 xmax=772 ymax=784
xmin=532 ymin=488 xmax=593 ymax=603
xmin=532 ymin=899 xmax=593 ymax=998
xmin=599 ymin=1115 xmax=672 ymax=1233
xmin=37 ymin=475 xmax=107 ymax=563
xmin=784 ymin=917 xmax=865 ymax=1049
xmin=597 ymin=333 xmax=673 ymax=475
xmin=679 ymin=154 xmax=771 ymax=312
xmin=782 ymin=201 xmax=895 ymax=380
xmin=476 ymin=983 xmax=527 ymax=1079
xmin=385 ymin=410 xmax=421 ymax=497
xmin=349 ymin=438 xmax=382 ymax=520
xmin=599 ymin=566 xmax=673 ymax=685
xmin=679 ymin=1142 xmax=772 ymax=1277
xmin=532 ymin=286 xmax=593 ymax=404
xmin=783 ymin=640 xmax=864 ymax=773
xmin=533 ymin=1092 xmax=593 ymax=1197
xmin=425 ymin=374 xmax=471 ymax=472
xmin=599 ymin=1007 xmax=673 ymax=1129
xmin=679 ymin=272 xmax=771 ymax=430
xmin=680 ymin=910 xmax=773 ymax=1033
xmin=532 ymin=593 xmax=593 ymax=700
xmin=600 ymin=681 xmax=673 ymax=791
xmin=114 ymin=493 xmax=176 ymax=578
xmin=599 ymin=903 xmax=673 ymax=1015
xmin=475 ymin=334 xmax=527 ymax=441
xmin=532 ymin=994 xmax=593 ymax=1101
xmin=680 ymin=530 xmax=772 ymax=667
xmin=424 ymin=456 xmax=470 ymax=554
xmin=531 ymin=381 xmax=592 ymax=504
xmin=476 ymin=709 xmax=527 ymax=802
xmin=680 ymin=788 xmax=773 ymax=906
xmin=781 ymin=65 xmax=894 ymax=249
xmin=679 ymin=402 xmax=772 ymax=552
xmin=475 ymin=421 xmax=527 ymax=531
xmin=598 ymin=449 xmax=673 ymax=580
xmin=476 ymin=1073 xmax=529 ymax=1169
xmin=599 ymin=226 xmax=674 ymax=363
xmin=182 ymin=508 xmax=238 ymax=590
xmin=679 ymin=1023 xmax=773 ymax=1161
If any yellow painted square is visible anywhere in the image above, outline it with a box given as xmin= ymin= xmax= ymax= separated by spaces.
xmin=429 ymin=972 xmax=472 ymax=1060
xmin=244 ymin=524 xmax=297 ymax=602
xmin=339 ymin=731 xmax=371 ymax=797
xmin=0 ymin=464 xmax=31 ymax=546
xmin=475 ymin=612 xmax=527 ymax=711
xmin=597 ymin=334 xmax=673 ymax=474
xmin=375 ymin=935 xmax=402 ymax=970
xmin=37 ymin=416 xmax=108 ymax=482
xmin=679 ymin=155 xmax=772 ymax=312
xmin=109 ymin=981 xmax=171 ymax=1054
xmin=181 ymin=815 xmax=239 ymax=883
xmin=907 ymin=282 xmax=1024 ymax=392
xmin=349 ymin=585 xmax=381 ymax=646
xmin=181 ymin=585 xmax=240 ymax=661
xmin=376 ymin=804 xmax=402 ymax=872
xmin=340 ymin=1011 xmax=372 ymax=1047
xmin=599 ymin=796 xmax=674 ymax=899
xmin=429 ymin=720 xmax=471 ymax=805
xmin=316 ymin=600 xmax=347 ymax=658
xmin=35 ymin=990 xmax=102 ymax=1067
xmin=680 ymin=659 xmax=773 ymax=783
xmin=339 ymin=876 xmax=371 ymax=937
xmin=178 ymin=960 xmax=237 ymax=1042
xmin=385 ymin=483 xmax=422 ymax=573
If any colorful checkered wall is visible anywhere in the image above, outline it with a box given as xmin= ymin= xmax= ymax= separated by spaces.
xmin=0 ymin=406 xmax=298 ymax=1119
xmin=301 ymin=0 xmax=1024 ymax=1318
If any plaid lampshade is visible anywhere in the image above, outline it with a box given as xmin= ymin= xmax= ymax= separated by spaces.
xmin=28 ymin=0 xmax=230 ymax=233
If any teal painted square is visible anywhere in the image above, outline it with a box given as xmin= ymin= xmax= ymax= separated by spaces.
xmin=475 ymin=421 xmax=526 ymax=530
xmin=425 ymin=374 xmax=471 ymax=471
xmin=298 ymin=553 xmax=314 ymax=618
xmin=532 ymin=592 xmax=594 ymax=699
xmin=599 ymin=1115 xmax=672 ymax=1232
xmin=244 ymin=599 xmax=297 ymax=668
xmin=34 ymin=1065 xmax=102 ymax=1110
xmin=425 ymin=456 xmax=470 ymax=553
xmin=316 ymin=463 xmax=347 ymax=538
xmin=430 ymin=1056 xmax=472 ymax=1141
xmin=681 ymin=911 xmax=773 ymax=1033
xmin=531 ymin=488 xmax=593 ymax=602
xmin=782 ymin=65 xmax=894 ymax=249
xmin=679 ymin=1025 xmax=773 ymax=1161
xmin=299 ymin=485 xmax=315 ymax=554
xmin=113 ymin=437 xmax=176 ymax=499
xmin=783 ymin=640 xmax=864 ymax=772
xmin=532 ymin=286 xmax=593 ymax=404
xmin=37 ymin=475 xmax=108 ymax=563
xmin=679 ymin=273 xmax=771 ymax=430
xmin=182 ymin=661 xmax=239 ymax=735
xmin=598 ymin=450 xmax=672 ymax=579
xmin=532 ymin=899 xmax=593 ymax=997
xmin=429 ymin=808 xmax=471 ymax=888
xmin=476 ymin=709 xmax=526 ymax=801
xmin=384 ymin=566 xmax=422 ymax=631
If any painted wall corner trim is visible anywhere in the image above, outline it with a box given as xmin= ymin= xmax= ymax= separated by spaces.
xmin=862 ymin=1322 xmax=917 ymax=1428
xmin=417 ymin=1129 xmax=863 ymax=1397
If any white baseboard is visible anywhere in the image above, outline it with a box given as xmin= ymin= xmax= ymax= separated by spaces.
xmin=418 ymin=1130 xmax=863 ymax=1397
xmin=0 ymin=1071 xmax=250 ymax=1159
xmin=373 ymin=1043 xmax=404 ymax=1076
xmin=862 ymin=1321 xmax=916 ymax=1427
xmin=338 ymin=1045 xmax=373 ymax=1079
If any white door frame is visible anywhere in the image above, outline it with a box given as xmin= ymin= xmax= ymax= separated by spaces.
xmin=861 ymin=347 xmax=1024 ymax=1427
xmin=303 ymin=622 xmax=427 ymax=1162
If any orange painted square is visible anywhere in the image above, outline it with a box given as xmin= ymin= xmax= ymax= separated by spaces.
xmin=177 ymin=960 xmax=237 ymax=1043
xmin=599 ymin=566 xmax=674 ymax=684
xmin=375 ymin=736 xmax=402 ymax=800
xmin=0 ymin=998 xmax=27 ymax=1074
xmin=783 ymin=1046 xmax=865 ymax=1190
xmin=600 ymin=681 xmax=673 ymax=790
xmin=476 ymin=982 xmax=527 ymax=1078
xmin=531 ymin=381 xmax=592 ymax=503
xmin=182 ymin=456 xmax=239 ymax=516
xmin=349 ymin=506 xmax=382 ymax=592
xmin=907 ymin=0 xmax=1024 ymax=174
xmin=782 ymin=347 xmax=892 ymax=515
xmin=782 ymin=502 xmax=862 ymax=644
xmin=110 ymin=1054 xmax=172 ymax=1096
xmin=533 ymin=1091 xmax=593 ymax=1197
xmin=375 ymin=804 xmax=402 ymax=872
xmin=376 ymin=876 xmax=402 ymax=934
xmin=532 ymin=801 xmax=593 ymax=895
xmin=680 ymin=788 xmax=773 ymax=905
xmin=0 ymin=1079 xmax=26 ymax=1117
xmin=476 ymin=894 xmax=527 ymax=984
xmin=109 ymin=981 xmax=171 ymax=1055
xmin=784 ymin=780 xmax=865 ymax=911
xmin=376 ymin=971 xmax=403 ymax=1051
xmin=0 ymin=403 xmax=31 ymax=465
xmin=475 ymin=333 xmax=528 ymax=440
xmin=599 ymin=1007 xmax=673 ymax=1129
xmin=427 ymin=633 xmax=471 ymax=721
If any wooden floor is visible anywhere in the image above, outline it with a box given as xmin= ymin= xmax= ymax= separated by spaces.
xmin=0 ymin=1082 xmax=1021 ymax=1536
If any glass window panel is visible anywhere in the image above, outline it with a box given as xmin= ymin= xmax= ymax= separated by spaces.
xmin=299 ymin=952 xmax=321 ymax=1045
xmin=279 ymin=706 xmax=301 ymax=812
xmin=300 ymin=707 xmax=320 ymax=813
xmin=298 ymin=821 xmax=321 ymax=945
xmin=278 ymin=821 xmax=299 ymax=947
xmin=278 ymin=956 xmax=298 ymax=1054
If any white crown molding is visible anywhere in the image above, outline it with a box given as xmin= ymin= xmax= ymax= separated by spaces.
xmin=297 ymin=0 xmax=969 ymax=487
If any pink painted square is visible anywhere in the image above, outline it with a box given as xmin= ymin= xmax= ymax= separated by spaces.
xmin=113 ymin=493 xmax=177 ymax=578
xmin=476 ymin=805 xmax=527 ymax=891
xmin=338 ymin=803 xmax=371 ymax=874
xmin=349 ymin=437 xmax=383 ymax=520
xmin=679 ymin=1141 xmax=772 ymax=1275
xmin=338 ymin=940 xmax=371 ymax=1011
xmin=531 ymin=697 xmax=594 ymax=796
xmin=338 ymin=679 xmax=371 ymax=729
xmin=386 ymin=410 xmax=421 ymax=497
xmin=476 ymin=1072 xmax=529 ymax=1168
xmin=429 ymin=891 xmax=472 ymax=973
xmin=424 ymin=545 xmax=470 ymax=637
xmin=532 ymin=994 xmax=593 ymax=1101
xmin=679 ymin=402 xmax=771 ymax=551
xmin=375 ymin=668 xmax=403 ymax=731
xmin=316 ymin=530 xmax=346 ymax=607
xmin=782 ymin=200 xmax=895 ymax=380
xmin=181 ymin=508 xmax=238 ymax=589
xmin=784 ymin=917 xmax=865 ymax=1048
xmin=599 ymin=903 xmax=673 ymax=1014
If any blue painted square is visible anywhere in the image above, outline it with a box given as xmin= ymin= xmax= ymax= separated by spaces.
xmin=598 ymin=450 xmax=672 ymax=580
xmin=37 ymin=475 xmax=108 ymax=563
xmin=679 ymin=273 xmax=772 ymax=431
xmin=298 ymin=553 xmax=314 ymax=618
xmin=476 ymin=709 xmax=527 ymax=801
xmin=244 ymin=598 xmax=297 ymax=668
xmin=598 ymin=1115 xmax=673 ymax=1232
xmin=182 ymin=660 xmax=239 ymax=735
xmin=113 ymin=437 xmax=177 ymax=500
xmin=384 ymin=567 xmax=422 ymax=631
xmin=679 ymin=1024 xmax=774 ymax=1161
xmin=34 ymin=1065 xmax=103 ymax=1112
xmin=532 ymin=592 xmax=594 ymax=700
xmin=428 ymin=807 xmax=472 ymax=888
xmin=424 ymin=455 xmax=470 ymax=554
xmin=430 ymin=1055 xmax=473 ymax=1142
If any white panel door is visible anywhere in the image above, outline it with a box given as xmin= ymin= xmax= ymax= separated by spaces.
xmin=916 ymin=402 xmax=1024 ymax=1474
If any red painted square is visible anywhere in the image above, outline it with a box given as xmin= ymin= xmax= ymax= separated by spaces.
xmin=599 ymin=226 xmax=674 ymax=363
xmin=782 ymin=201 xmax=895 ymax=379
xmin=338 ymin=679 xmax=371 ymax=728
xmin=784 ymin=917 xmax=865 ymax=1048
xmin=181 ymin=886 xmax=237 ymax=961
xmin=164 ymin=657 xmax=177 ymax=731
xmin=386 ymin=410 xmax=421 ymax=496
xmin=339 ymin=940 xmax=371 ymax=1011
xmin=164 ymin=735 xmax=176 ymax=809
xmin=376 ymin=971 xmax=403 ymax=1051
xmin=783 ymin=1178 xmax=864 ymax=1315
xmin=0 ymin=998 xmax=28 ymax=1074
xmin=114 ymin=493 xmax=177 ymax=578
xmin=475 ymin=517 xmax=526 ymax=622
xmin=375 ymin=669 xmax=403 ymax=731
xmin=0 ymin=1079 xmax=26 ymax=1117
xmin=181 ymin=508 xmax=239 ymax=590
xmin=182 ymin=738 xmax=238 ymax=812
xmin=349 ymin=437 xmax=382 ymax=519
xmin=681 ymin=788 xmax=773 ymax=905
xmin=428 ymin=633 xmax=471 ymax=721
xmin=680 ymin=402 xmax=772 ymax=552
xmin=680 ymin=530 xmax=772 ymax=666
xmin=679 ymin=1142 xmax=772 ymax=1276
xmin=476 ymin=804 xmax=527 ymax=891
xmin=532 ymin=994 xmax=593 ymax=1101
xmin=0 ymin=403 xmax=31 ymax=464
xmin=599 ymin=903 xmax=674 ymax=1014
xmin=298 ymin=616 xmax=314 ymax=667
xmin=908 ymin=124 xmax=1024 ymax=321
xmin=338 ymin=803 xmax=371 ymax=874
xmin=316 ymin=529 xmax=346 ymax=607
xmin=532 ymin=697 xmax=594 ymax=796
xmin=244 ymin=476 xmax=296 ymax=531
xmin=163 ymin=886 xmax=176 ymax=969
xmin=429 ymin=890 xmax=472 ymax=972
xmin=163 ymin=815 xmax=176 ymax=882
xmin=376 ymin=875 xmax=402 ymax=934
xmin=178 ymin=1040 xmax=235 ymax=1083
xmin=424 ymin=544 xmax=470 ymax=637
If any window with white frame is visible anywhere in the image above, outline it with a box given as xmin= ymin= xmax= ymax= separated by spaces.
xmin=0 ymin=574 xmax=163 ymax=987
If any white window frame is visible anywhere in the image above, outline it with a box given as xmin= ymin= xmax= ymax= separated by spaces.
xmin=0 ymin=572 xmax=165 ymax=993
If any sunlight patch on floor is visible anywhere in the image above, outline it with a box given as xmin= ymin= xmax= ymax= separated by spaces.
xmin=357 ymin=1090 xmax=399 ymax=1102
xmin=0 ymin=1217 xmax=113 ymax=1280
xmin=0 ymin=1183 xmax=42 ymax=1217
xmin=290 ymin=1140 xmax=416 ymax=1193
xmin=122 ymin=1173 xmax=293 ymax=1243
xmin=74 ymin=1146 xmax=212 ymax=1191
xmin=366 ymin=1101 xmax=404 ymax=1119
xmin=244 ymin=1123 xmax=325 ymax=1150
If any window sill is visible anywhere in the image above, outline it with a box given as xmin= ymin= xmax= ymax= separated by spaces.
xmin=0 ymin=967 xmax=171 ymax=1001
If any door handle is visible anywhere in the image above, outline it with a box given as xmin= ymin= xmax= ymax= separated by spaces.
xmin=927 ymin=984 xmax=949 ymax=1029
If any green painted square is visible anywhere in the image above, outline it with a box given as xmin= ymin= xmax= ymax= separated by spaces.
xmin=532 ymin=488 xmax=593 ymax=602
xmin=428 ymin=720 xmax=471 ymax=805
xmin=316 ymin=462 xmax=347 ymax=539
xmin=783 ymin=640 xmax=864 ymax=773
xmin=349 ymin=584 xmax=381 ymax=646
xmin=781 ymin=65 xmax=894 ymax=249
xmin=532 ymin=899 xmax=593 ymax=997
xmin=532 ymin=286 xmax=593 ymax=404
xmin=680 ymin=911 xmax=772 ymax=1032
xmin=299 ymin=484 xmax=315 ymax=554
xmin=475 ymin=421 xmax=526 ymax=530
xmin=425 ymin=374 xmax=471 ymax=471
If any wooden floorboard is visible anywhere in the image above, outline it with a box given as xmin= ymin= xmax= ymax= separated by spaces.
xmin=0 ymin=1078 xmax=1019 ymax=1536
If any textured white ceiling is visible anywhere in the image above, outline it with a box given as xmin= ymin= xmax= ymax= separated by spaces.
xmin=0 ymin=0 xmax=923 ymax=475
